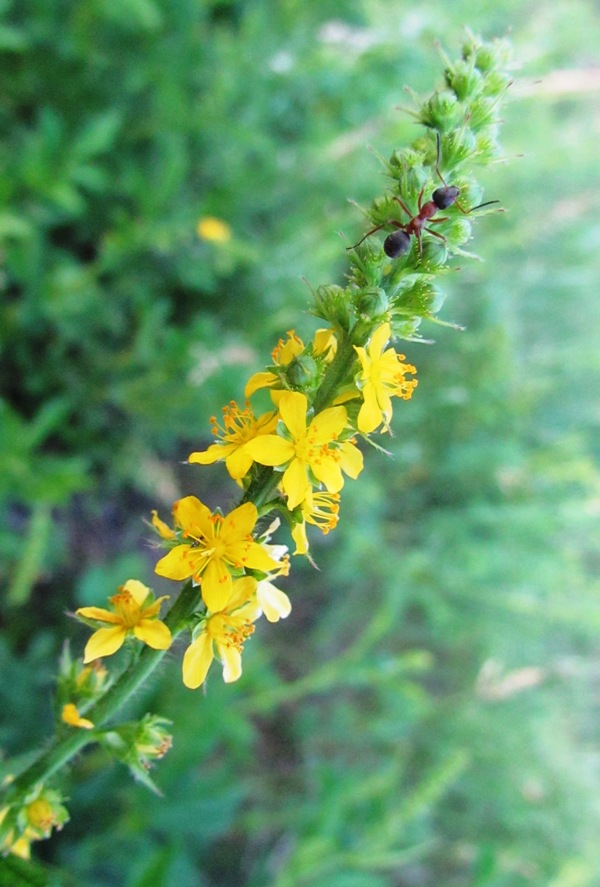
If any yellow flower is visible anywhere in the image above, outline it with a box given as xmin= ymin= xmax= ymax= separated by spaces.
xmin=154 ymin=497 xmax=280 ymax=611
xmin=244 ymin=391 xmax=363 ymax=509
xmin=196 ymin=216 xmax=232 ymax=243
xmin=354 ymin=322 xmax=418 ymax=433
xmin=61 ymin=703 xmax=94 ymax=730
xmin=244 ymin=330 xmax=305 ymax=398
xmin=182 ymin=577 xmax=260 ymax=687
xmin=188 ymin=401 xmax=277 ymax=480
xmin=76 ymin=580 xmax=171 ymax=664
xmin=291 ymin=490 xmax=340 ymax=555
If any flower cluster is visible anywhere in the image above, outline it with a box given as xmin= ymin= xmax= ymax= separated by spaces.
xmin=68 ymin=35 xmax=509 ymax=697
xmin=0 ymin=34 xmax=511 ymax=860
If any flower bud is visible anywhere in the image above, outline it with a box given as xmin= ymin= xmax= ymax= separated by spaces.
xmin=445 ymin=60 xmax=482 ymax=100
xmin=419 ymin=90 xmax=459 ymax=131
xmin=285 ymin=354 xmax=318 ymax=388
xmin=354 ymin=287 xmax=389 ymax=318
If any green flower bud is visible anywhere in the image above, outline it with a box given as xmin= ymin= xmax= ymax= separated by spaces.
xmin=445 ymin=60 xmax=482 ymax=100
xmin=419 ymin=90 xmax=459 ymax=131
xmin=312 ymin=284 xmax=351 ymax=330
xmin=445 ymin=217 xmax=472 ymax=247
xmin=354 ymin=287 xmax=389 ymax=318
xmin=394 ymin=280 xmax=445 ymax=318
xmin=286 ymin=354 xmax=319 ymax=387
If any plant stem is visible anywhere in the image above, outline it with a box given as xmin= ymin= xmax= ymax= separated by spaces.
xmin=1 ymin=581 xmax=200 ymax=805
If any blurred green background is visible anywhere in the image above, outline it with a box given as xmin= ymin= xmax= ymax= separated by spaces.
xmin=1 ymin=0 xmax=600 ymax=884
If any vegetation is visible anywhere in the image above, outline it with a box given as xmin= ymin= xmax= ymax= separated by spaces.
xmin=1 ymin=0 xmax=599 ymax=885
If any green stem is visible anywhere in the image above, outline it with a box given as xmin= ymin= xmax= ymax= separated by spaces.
xmin=1 ymin=581 xmax=200 ymax=805
xmin=312 ymin=325 xmax=364 ymax=413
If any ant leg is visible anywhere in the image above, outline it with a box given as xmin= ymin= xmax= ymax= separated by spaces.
xmin=347 ymin=220 xmax=401 ymax=250
xmin=423 ymin=227 xmax=447 ymax=243
xmin=426 ymin=216 xmax=449 ymax=225
xmin=392 ymin=195 xmax=414 ymax=219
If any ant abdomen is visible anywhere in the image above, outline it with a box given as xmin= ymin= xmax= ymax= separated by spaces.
xmin=384 ymin=229 xmax=411 ymax=258
xmin=432 ymin=185 xmax=460 ymax=210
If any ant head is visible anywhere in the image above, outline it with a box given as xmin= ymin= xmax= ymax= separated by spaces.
xmin=432 ymin=185 xmax=460 ymax=210
xmin=384 ymin=230 xmax=411 ymax=258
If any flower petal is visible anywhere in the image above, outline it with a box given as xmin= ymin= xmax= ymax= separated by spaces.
xmin=307 ymin=405 xmax=347 ymax=444
xmin=121 ymin=579 xmax=150 ymax=607
xmin=245 ymin=434 xmax=294 ymax=467
xmin=224 ymin=447 xmax=254 ymax=480
xmin=217 ymin=643 xmax=242 ymax=683
xmin=244 ymin=371 xmax=277 ymax=398
xmin=76 ymin=606 xmax=121 ymax=624
xmin=202 ymin=559 xmax=233 ymax=611
xmin=357 ymin=382 xmax=383 ymax=433
xmin=257 ymin=581 xmax=292 ymax=622
xmin=278 ymin=391 xmax=308 ymax=440
xmin=311 ymin=455 xmax=344 ymax=493
xmin=220 ymin=502 xmax=258 ymax=544
xmin=173 ymin=495 xmax=214 ymax=536
xmin=282 ymin=457 xmax=310 ymax=510
xmin=134 ymin=619 xmax=172 ymax=650
xmin=188 ymin=443 xmax=231 ymax=465
xmin=182 ymin=633 xmax=214 ymax=689
xmin=154 ymin=545 xmax=196 ymax=581
xmin=83 ymin=626 xmax=126 ymax=663
xmin=369 ymin=322 xmax=391 ymax=360
xmin=339 ymin=441 xmax=364 ymax=479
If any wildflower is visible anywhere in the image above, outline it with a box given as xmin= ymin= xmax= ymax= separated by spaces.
xmin=76 ymin=580 xmax=171 ymax=664
xmin=154 ymin=497 xmax=280 ymax=611
xmin=244 ymin=330 xmax=305 ymax=398
xmin=182 ymin=577 xmax=260 ymax=687
xmin=61 ymin=703 xmax=94 ymax=730
xmin=354 ymin=322 xmax=418 ymax=433
xmin=245 ymin=391 xmax=363 ymax=509
xmin=196 ymin=216 xmax=232 ymax=243
xmin=188 ymin=401 xmax=277 ymax=480
xmin=291 ymin=489 xmax=340 ymax=555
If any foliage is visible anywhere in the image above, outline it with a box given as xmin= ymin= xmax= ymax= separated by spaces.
xmin=1 ymin=0 xmax=600 ymax=885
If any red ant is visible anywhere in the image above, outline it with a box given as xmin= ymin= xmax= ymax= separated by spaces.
xmin=349 ymin=132 xmax=499 ymax=259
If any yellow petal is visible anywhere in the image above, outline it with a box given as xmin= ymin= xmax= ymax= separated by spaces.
xmin=202 ymin=559 xmax=233 ymax=611
xmin=307 ymin=405 xmax=347 ymax=443
xmin=154 ymin=545 xmax=196 ymax=581
xmin=369 ymin=322 xmax=391 ymax=359
xmin=217 ymin=643 xmax=242 ymax=683
xmin=291 ymin=521 xmax=309 ymax=555
xmin=61 ymin=703 xmax=94 ymax=730
xmin=242 ymin=541 xmax=281 ymax=573
xmin=151 ymin=510 xmax=175 ymax=540
xmin=76 ymin=606 xmax=121 ymax=624
xmin=282 ymin=457 xmax=310 ymax=510
xmin=224 ymin=447 xmax=254 ymax=480
xmin=121 ymin=579 xmax=150 ymax=607
xmin=134 ymin=619 xmax=172 ymax=650
xmin=278 ymin=391 xmax=308 ymax=441
xmin=357 ymin=382 xmax=383 ymax=433
xmin=227 ymin=575 xmax=259 ymax=609
xmin=83 ymin=626 xmax=126 ymax=663
xmin=182 ymin=633 xmax=214 ymax=689
xmin=220 ymin=501 xmax=258 ymax=544
xmin=311 ymin=455 xmax=344 ymax=493
xmin=339 ymin=441 xmax=364 ymax=479
xmin=244 ymin=371 xmax=277 ymax=398
xmin=188 ymin=443 xmax=230 ymax=465
xmin=257 ymin=581 xmax=292 ymax=622
xmin=245 ymin=434 xmax=294 ymax=466
xmin=173 ymin=495 xmax=214 ymax=536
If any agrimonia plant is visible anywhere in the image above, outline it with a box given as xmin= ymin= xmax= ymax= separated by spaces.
xmin=0 ymin=32 xmax=512 ymax=861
